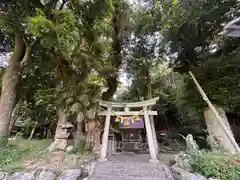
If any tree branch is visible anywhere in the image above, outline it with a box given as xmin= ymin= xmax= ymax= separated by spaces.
xmin=20 ymin=39 xmax=35 ymax=68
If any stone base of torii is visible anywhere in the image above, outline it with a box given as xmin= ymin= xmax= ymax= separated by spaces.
xmin=98 ymin=97 xmax=160 ymax=163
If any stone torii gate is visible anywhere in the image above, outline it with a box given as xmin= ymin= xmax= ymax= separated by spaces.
xmin=98 ymin=97 xmax=160 ymax=163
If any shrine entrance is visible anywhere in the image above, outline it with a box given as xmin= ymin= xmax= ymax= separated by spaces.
xmin=98 ymin=97 xmax=159 ymax=163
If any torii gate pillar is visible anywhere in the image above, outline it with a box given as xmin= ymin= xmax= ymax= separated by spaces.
xmin=99 ymin=107 xmax=111 ymax=161
xmin=150 ymin=115 xmax=159 ymax=153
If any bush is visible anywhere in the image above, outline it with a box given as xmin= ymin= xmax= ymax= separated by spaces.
xmin=71 ymin=139 xmax=88 ymax=154
xmin=0 ymin=138 xmax=51 ymax=172
xmin=190 ymin=151 xmax=240 ymax=180
xmin=0 ymin=135 xmax=8 ymax=148
xmin=0 ymin=147 xmax=22 ymax=171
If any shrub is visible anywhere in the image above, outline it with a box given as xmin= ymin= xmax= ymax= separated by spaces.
xmin=189 ymin=151 xmax=240 ymax=180
xmin=0 ymin=135 xmax=8 ymax=148
xmin=0 ymin=147 xmax=22 ymax=169
xmin=71 ymin=139 xmax=88 ymax=154
xmin=0 ymin=138 xmax=51 ymax=172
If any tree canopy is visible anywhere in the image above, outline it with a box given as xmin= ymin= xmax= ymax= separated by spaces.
xmin=0 ymin=0 xmax=240 ymax=148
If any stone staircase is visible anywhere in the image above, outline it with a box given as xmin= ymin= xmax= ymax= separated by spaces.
xmin=88 ymin=160 xmax=174 ymax=180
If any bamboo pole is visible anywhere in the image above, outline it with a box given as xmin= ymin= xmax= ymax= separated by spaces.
xmin=189 ymin=71 xmax=240 ymax=152
xmin=28 ymin=121 xmax=38 ymax=140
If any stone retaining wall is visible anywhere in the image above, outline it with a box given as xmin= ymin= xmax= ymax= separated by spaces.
xmin=0 ymin=152 xmax=99 ymax=180
xmin=0 ymin=168 xmax=88 ymax=180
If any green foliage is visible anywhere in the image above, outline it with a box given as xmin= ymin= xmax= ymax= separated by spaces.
xmin=178 ymin=56 xmax=240 ymax=111
xmin=29 ymin=9 xmax=55 ymax=37
xmin=0 ymin=0 xmax=40 ymax=34
xmin=190 ymin=151 xmax=240 ymax=180
xmin=0 ymin=135 xmax=8 ymax=148
xmin=163 ymin=0 xmax=239 ymax=71
xmin=29 ymin=9 xmax=79 ymax=57
xmin=2 ymin=0 xmax=240 ymax=157
xmin=118 ymin=61 xmax=201 ymax=126
xmin=0 ymin=139 xmax=51 ymax=172
xmin=0 ymin=147 xmax=22 ymax=171
xmin=17 ymin=49 xmax=57 ymax=137
xmin=71 ymin=139 xmax=88 ymax=154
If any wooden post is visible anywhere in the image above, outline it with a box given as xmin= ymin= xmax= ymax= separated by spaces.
xmin=99 ymin=107 xmax=112 ymax=161
xmin=28 ymin=121 xmax=38 ymax=140
xmin=189 ymin=71 xmax=240 ymax=152
xmin=150 ymin=116 xmax=159 ymax=153
xmin=143 ymin=107 xmax=159 ymax=163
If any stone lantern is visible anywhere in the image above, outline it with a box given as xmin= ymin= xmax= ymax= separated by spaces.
xmin=48 ymin=122 xmax=74 ymax=152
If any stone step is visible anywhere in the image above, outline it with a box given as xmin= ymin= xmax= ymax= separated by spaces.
xmin=89 ymin=161 xmax=171 ymax=180
xmin=95 ymin=161 xmax=164 ymax=167
xmin=94 ymin=162 xmax=165 ymax=171
xmin=89 ymin=174 xmax=167 ymax=180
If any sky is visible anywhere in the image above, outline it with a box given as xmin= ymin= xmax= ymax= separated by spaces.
xmin=0 ymin=52 xmax=10 ymax=68
xmin=119 ymin=69 xmax=129 ymax=87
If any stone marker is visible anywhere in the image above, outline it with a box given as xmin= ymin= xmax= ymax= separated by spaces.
xmin=57 ymin=169 xmax=82 ymax=180
xmin=185 ymin=134 xmax=199 ymax=154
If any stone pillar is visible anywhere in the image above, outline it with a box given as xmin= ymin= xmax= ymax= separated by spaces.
xmin=143 ymin=107 xmax=159 ymax=163
xmin=150 ymin=116 xmax=159 ymax=153
xmin=99 ymin=107 xmax=111 ymax=161
xmin=204 ymin=106 xmax=236 ymax=154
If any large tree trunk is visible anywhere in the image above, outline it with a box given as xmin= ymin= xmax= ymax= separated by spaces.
xmin=47 ymin=120 xmax=55 ymax=138
xmin=146 ymin=69 xmax=152 ymax=100
xmin=204 ymin=105 xmax=236 ymax=153
xmin=85 ymin=119 xmax=101 ymax=152
xmin=85 ymin=108 xmax=102 ymax=152
xmin=54 ymin=108 xmax=67 ymax=139
xmin=0 ymin=35 xmax=25 ymax=139
xmin=101 ymin=3 xmax=122 ymax=101
xmin=101 ymin=76 xmax=118 ymax=101
xmin=8 ymin=103 xmax=19 ymax=136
